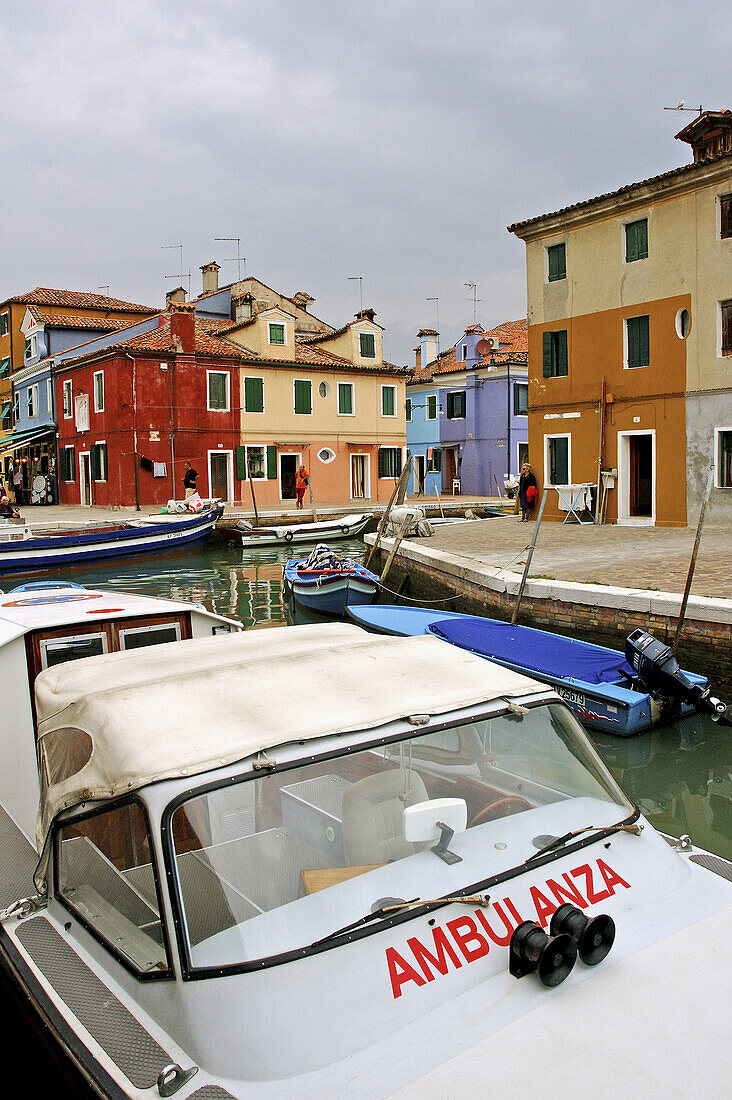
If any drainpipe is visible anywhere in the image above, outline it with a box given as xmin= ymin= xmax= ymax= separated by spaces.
xmin=125 ymin=354 xmax=140 ymax=511
xmin=506 ymin=361 xmax=511 ymax=482
xmin=169 ymin=356 xmax=176 ymax=501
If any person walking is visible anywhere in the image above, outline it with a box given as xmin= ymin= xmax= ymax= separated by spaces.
xmin=12 ymin=465 xmax=23 ymax=506
xmin=517 ymin=462 xmax=538 ymax=522
xmin=183 ymin=462 xmax=198 ymax=499
xmin=295 ymin=464 xmax=309 ymax=510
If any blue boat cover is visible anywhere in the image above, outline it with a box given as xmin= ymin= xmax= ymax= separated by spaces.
xmin=430 ymin=619 xmax=635 ymax=686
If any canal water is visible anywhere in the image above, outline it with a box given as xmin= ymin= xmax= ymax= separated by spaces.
xmin=2 ymin=534 xmax=731 ymax=1093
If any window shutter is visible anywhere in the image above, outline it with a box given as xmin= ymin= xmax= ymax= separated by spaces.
xmin=433 ymin=448 xmax=442 ymax=473
xmin=382 ymin=387 xmax=395 ymax=416
xmin=721 ymin=196 xmax=732 ymax=240
xmin=294 ymin=380 xmax=311 ymax=414
xmin=266 ymin=446 xmax=277 ymax=479
xmin=394 ymin=449 xmax=403 ymax=476
xmin=338 ymin=383 xmax=353 ymax=415
xmin=722 ymin=301 xmax=732 ymax=354
xmin=543 ymin=332 xmax=552 ymax=377
xmin=428 ymin=395 xmax=437 ymax=418
xmin=235 ymin=445 xmax=248 ymax=480
xmin=59 ymin=448 xmax=69 ymax=481
xmin=90 ymin=444 xmax=101 ymax=481
xmin=548 ymin=243 xmax=566 ymax=281
xmin=209 ymin=372 xmax=227 ymax=409
xmin=405 ymin=397 xmax=412 ymax=422
xmin=378 ymin=448 xmax=387 ymax=478
xmin=244 ymin=377 xmax=263 ymax=413
xmin=557 ymin=331 xmax=568 ymax=376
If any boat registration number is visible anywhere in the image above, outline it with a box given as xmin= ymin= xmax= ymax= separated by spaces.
xmin=556 ymin=686 xmax=585 ymax=707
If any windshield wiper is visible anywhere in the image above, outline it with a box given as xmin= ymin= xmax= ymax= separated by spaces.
xmin=525 ymin=821 xmax=643 ymax=864
xmin=309 ymin=892 xmax=492 ymax=949
xmin=309 ymin=898 xmax=420 ymax=948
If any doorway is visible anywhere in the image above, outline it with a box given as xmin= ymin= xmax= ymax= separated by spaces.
xmin=617 ymin=430 xmax=655 ymax=525
xmin=79 ymin=452 xmax=92 ymax=506
xmin=208 ymin=451 xmax=232 ymax=502
xmin=443 ymin=447 xmax=459 ymax=492
xmin=280 ymin=453 xmax=298 ymax=500
xmin=350 ymin=454 xmax=368 ymax=500
xmin=414 ymin=455 xmax=425 ymax=495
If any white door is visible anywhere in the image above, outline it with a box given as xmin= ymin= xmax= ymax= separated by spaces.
xmin=79 ymin=452 xmax=92 ymax=506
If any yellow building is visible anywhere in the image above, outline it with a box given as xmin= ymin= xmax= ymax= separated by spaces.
xmin=509 ymin=111 xmax=732 ymax=526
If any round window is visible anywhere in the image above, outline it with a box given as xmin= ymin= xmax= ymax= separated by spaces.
xmin=675 ymin=309 xmax=691 ymax=339
xmin=318 ymin=381 xmax=330 ymax=398
xmin=317 ymin=448 xmax=336 ymax=464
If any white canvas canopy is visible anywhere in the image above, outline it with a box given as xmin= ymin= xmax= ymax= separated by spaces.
xmin=35 ymin=623 xmax=541 ymax=847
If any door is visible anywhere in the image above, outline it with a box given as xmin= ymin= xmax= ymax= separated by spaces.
xmin=351 ymin=454 xmax=367 ymax=500
xmin=280 ymin=454 xmax=298 ymax=500
xmin=414 ymin=455 xmax=425 ymax=495
xmin=209 ymin=452 xmax=231 ymax=501
xmin=79 ymin=452 xmax=92 ymax=505
xmin=443 ymin=447 xmax=458 ymax=492
xmin=629 ymin=436 xmax=653 ymax=517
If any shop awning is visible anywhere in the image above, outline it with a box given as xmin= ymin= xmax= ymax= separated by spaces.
xmin=0 ymin=425 xmax=56 ymax=456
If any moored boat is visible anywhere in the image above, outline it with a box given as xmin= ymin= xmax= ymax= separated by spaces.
xmin=1 ymin=622 xmax=730 ymax=1096
xmin=347 ymin=604 xmax=710 ymax=736
xmin=236 ymin=511 xmax=371 ymax=546
xmin=282 ymin=544 xmax=380 ymax=616
xmin=0 ymin=504 xmax=224 ymax=574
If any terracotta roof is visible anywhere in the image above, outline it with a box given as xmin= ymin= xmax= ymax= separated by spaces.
xmin=4 ymin=287 xmax=157 ymax=312
xmin=507 ymin=151 xmax=732 ymax=234
xmin=26 ymin=307 xmax=134 ymax=331
xmin=411 ymin=318 xmax=528 ymax=383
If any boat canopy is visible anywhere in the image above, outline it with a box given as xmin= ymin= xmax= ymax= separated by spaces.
xmin=35 ymin=623 xmax=541 ymax=847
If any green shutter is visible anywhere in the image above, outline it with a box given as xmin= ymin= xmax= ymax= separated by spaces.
xmin=338 ymin=383 xmax=353 ymax=415
xmin=244 ymin=377 xmax=264 ymax=413
xmin=266 ymin=446 xmax=277 ymax=479
xmin=627 ymin=316 xmax=649 ymax=368
xmin=235 ymin=445 xmax=248 ymax=480
xmin=382 ymin=387 xmax=395 ymax=416
xmin=90 ymin=444 xmax=101 ymax=482
xmin=294 ymin=380 xmax=311 ymax=414
xmin=543 ymin=332 xmax=552 ymax=377
xmin=433 ymin=448 xmax=442 ymax=473
xmin=405 ymin=397 xmax=412 ymax=422
xmin=548 ymin=243 xmax=566 ymax=281
xmin=0 ymin=358 xmax=10 ymax=378
xmin=626 ymin=219 xmax=648 ymax=262
xmin=557 ymin=331 xmax=568 ymax=376
xmin=360 ymin=332 xmax=375 ymax=358
xmin=209 ymin=372 xmax=227 ymax=409
xmin=427 ymin=395 xmax=436 ymax=419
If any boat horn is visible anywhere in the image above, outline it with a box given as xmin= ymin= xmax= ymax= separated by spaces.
xmin=508 ymin=921 xmax=577 ymax=987
xmin=549 ymin=903 xmax=616 ymax=966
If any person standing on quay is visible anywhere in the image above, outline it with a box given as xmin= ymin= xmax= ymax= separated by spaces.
xmin=518 ymin=462 xmax=538 ymax=522
xmin=183 ymin=461 xmax=198 ymax=499
xmin=295 ymin=464 xmax=309 ymax=510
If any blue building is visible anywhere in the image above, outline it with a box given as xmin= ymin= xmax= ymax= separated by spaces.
xmin=406 ymin=320 xmax=528 ymax=497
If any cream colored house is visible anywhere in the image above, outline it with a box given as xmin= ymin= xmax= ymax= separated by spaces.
xmin=509 ymin=110 xmax=732 ymax=526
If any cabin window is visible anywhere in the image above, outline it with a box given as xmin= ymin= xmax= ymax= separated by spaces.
xmin=39 ymin=631 xmax=108 ymax=670
xmin=118 ymin=622 xmax=182 ymax=650
xmin=168 ymin=706 xmax=630 ymax=974
xmin=56 ymin=799 xmax=170 ymax=978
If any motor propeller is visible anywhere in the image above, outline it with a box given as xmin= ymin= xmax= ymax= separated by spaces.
xmin=625 ymin=630 xmax=731 ymax=725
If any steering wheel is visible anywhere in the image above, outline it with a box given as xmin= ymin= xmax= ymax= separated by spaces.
xmin=468 ymin=795 xmax=532 ymax=828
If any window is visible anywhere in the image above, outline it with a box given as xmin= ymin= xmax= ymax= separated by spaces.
xmin=62 ymin=380 xmax=72 ymax=418
xmin=236 ymin=445 xmax=276 ymax=481
xmin=40 ymin=629 xmax=106 ymax=669
xmin=27 ymin=383 xmax=39 ymax=418
xmin=0 ymin=312 xmax=8 ymax=336
xmin=542 ymin=330 xmax=568 ymax=378
xmin=675 ymin=309 xmax=691 ymax=339
xmin=90 ymin=442 xmax=108 ymax=482
xmin=118 ymin=623 xmax=182 ymax=650
xmin=426 ymin=448 xmax=441 ymax=473
xmin=626 ymin=315 xmax=650 ymax=369
xmin=547 ymin=242 xmax=566 ymax=282
xmin=462 ymin=344 xmax=468 ymax=361
xmin=46 ymin=378 xmax=53 ymax=413
xmin=378 ymin=446 xmax=403 ymax=478
xmin=93 ymin=371 xmax=104 ymax=413
xmin=427 ymin=394 xmax=437 ymax=420
xmin=207 ymin=371 xmax=230 ymax=411
xmin=381 ymin=385 xmax=396 ymax=417
xmin=56 ymin=800 xmax=170 ymax=978
xmin=546 ymin=435 xmax=570 ymax=485
xmin=318 ymin=381 xmax=329 ymax=399
xmin=717 ymin=429 xmax=732 ymax=487
xmin=338 ymin=382 xmax=354 ymax=415
xmin=294 ymin=379 xmax=312 ymax=415
xmin=243 ymin=376 xmax=264 ymax=413
xmin=13 ymin=392 xmax=19 ymax=423
xmin=24 ymin=337 xmax=32 ymax=360
xmin=720 ymin=194 xmax=732 ymax=240
xmin=0 ymin=357 xmax=10 ymax=378
xmin=268 ymin=322 xmax=285 ymax=346
xmin=0 ymin=401 xmax=10 ymax=430
xmin=59 ymin=445 xmax=75 ymax=482
xmin=721 ymin=300 xmax=732 ymax=356
xmin=625 ymin=218 xmax=648 ymax=262
xmin=446 ymin=391 xmax=466 ymax=419
xmin=513 ymin=382 xmax=528 ymax=416
xmin=359 ymin=332 xmax=375 ymax=358
xmin=317 ymin=447 xmax=336 ymax=464
xmin=405 ymin=397 xmax=412 ymax=422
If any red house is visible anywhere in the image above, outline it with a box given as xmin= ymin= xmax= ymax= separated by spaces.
xmin=54 ymin=303 xmax=241 ymax=507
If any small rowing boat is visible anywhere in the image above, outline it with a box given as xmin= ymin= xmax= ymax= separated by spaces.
xmin=236 ymin=512 xmax=372 ymax=546
xmin=0 ymin=505 xmax=223 ymax=574
xmin=282 ymin=544 xmax=379 ymax=616
xmin=346 ymin=604 xmax=710 ymax=736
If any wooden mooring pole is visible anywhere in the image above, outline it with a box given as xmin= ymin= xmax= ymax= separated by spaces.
xmin=511 ymin=489 xmax=548 ymax=626
xmin=365 ymin=456 xmax=412 ymax=568
xmin=673 ymin=464 xmax=715 ymax=651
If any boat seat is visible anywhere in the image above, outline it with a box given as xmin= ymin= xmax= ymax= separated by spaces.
xmin=341 ymin=769 xmax=428 ymax=866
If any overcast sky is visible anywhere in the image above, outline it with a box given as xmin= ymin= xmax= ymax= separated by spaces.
xmin=2 ymin=1 xmax=730 ymax=365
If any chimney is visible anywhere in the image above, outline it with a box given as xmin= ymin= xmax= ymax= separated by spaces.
xmin=414 ymin=345 xmax=421 ymax=371
xmin=292 ymin=290 xmax=315 ymax=312
xmin=418 ymin=328 xmax=439 ymax=368
xmin=166 ymin=286 xmax=186 ymax=309
xmin=355 ymin=307 xmax=377 ymax=323
xmin=169 ymin=301 xmax=196 ymax=355
xmin=201 ymin=261 xmax=221 ymax=295
xmin=676 ymin=109 xmax=732 ymax=164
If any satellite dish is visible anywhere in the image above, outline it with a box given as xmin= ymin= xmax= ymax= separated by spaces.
xmin=476 ymin=339 xmax=491 ymax=355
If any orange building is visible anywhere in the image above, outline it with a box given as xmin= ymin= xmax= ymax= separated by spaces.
xmin=509 ymin=111 xmax=732 ymax=527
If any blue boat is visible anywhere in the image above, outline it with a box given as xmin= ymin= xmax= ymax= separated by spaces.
xmin=283 ymin=550 xmax=379 ymax=617
xmin=347 ymin=604 xmax=708 ymax=736
xmin=0 ymin=505 xmax=223 ymax=574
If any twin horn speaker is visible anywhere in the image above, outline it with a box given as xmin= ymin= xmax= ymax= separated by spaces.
xmin=509 ymin=905 xmax=615 ymax=986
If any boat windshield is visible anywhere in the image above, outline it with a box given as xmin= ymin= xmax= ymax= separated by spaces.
xmin=169 ymin=703 xmax=632 ymax=972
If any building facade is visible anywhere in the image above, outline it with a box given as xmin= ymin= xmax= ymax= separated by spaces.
xmin=509 ymin=111 xmax=732 ymax=526
xmin=407 ymin=321 xmax=528 ymax=496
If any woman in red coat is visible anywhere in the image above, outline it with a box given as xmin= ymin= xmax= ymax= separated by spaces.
xmin=295 ymin=464 xmax=309 ymax=509
xmin=518 ymin=462 xmax=538 ymax=522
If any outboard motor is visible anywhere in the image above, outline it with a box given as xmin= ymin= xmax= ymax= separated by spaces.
xmin=625 ymin=629 xmax=731 ymax=725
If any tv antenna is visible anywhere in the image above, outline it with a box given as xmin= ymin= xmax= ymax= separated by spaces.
xmin=464 ymin=283 xmax=483 ymax=324
xmin=215 ymin=237 xmax=245 ymax=282
xmin=663 ymin=101 xmax=706 ymax=116
xmin=161 ymin=244 xmax=184 ymax=285
xmin=427 ymin=297 xmax=440 ymax=352
xmin=348 ymin=276 xmax=364 ymax=313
